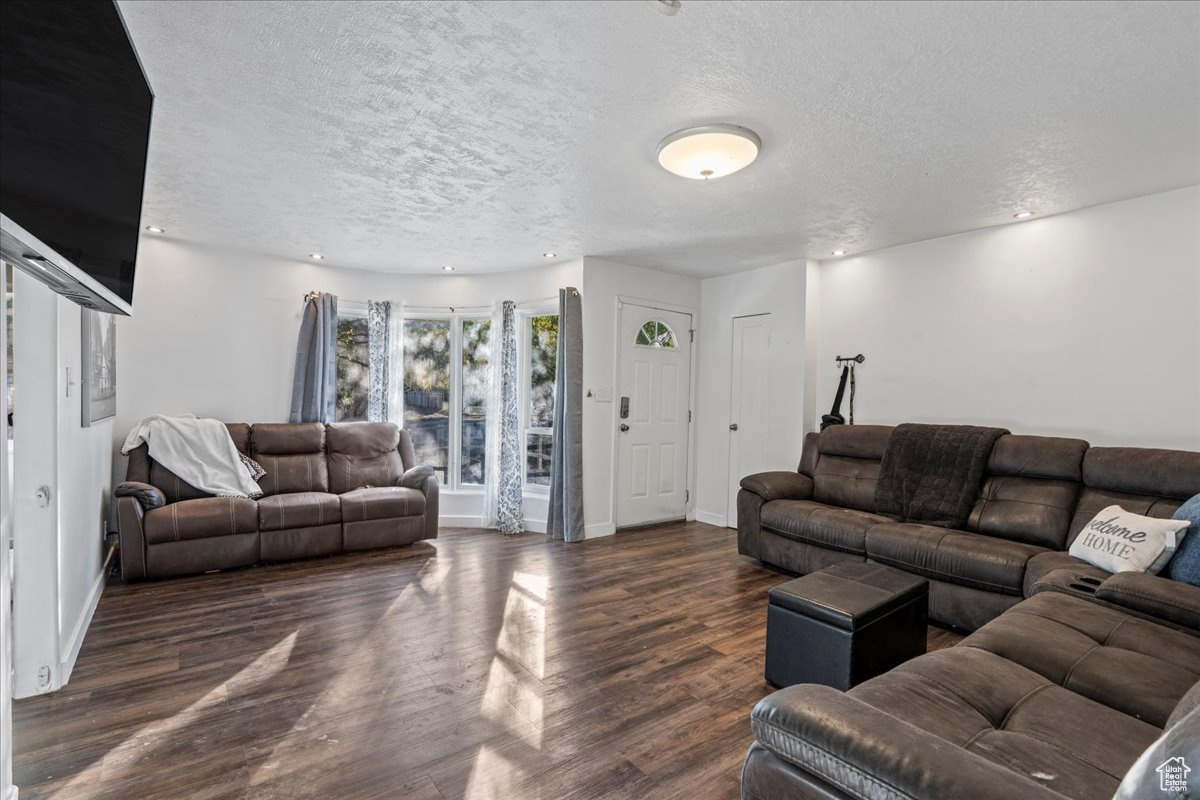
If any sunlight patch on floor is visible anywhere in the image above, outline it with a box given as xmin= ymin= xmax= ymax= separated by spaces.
xmin=52 ymin=631 xmax=298 ymax=798
xmin=466 ymin=570 xmax=549 ymax=800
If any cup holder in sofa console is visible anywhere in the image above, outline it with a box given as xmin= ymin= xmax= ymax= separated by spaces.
xmin=1076 ymin=575 xmax=1103 ymax=587
xmin=1068 ymin=582 xmax=1098 ymax=594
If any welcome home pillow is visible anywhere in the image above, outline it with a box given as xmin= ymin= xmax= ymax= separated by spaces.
xmin=1070 ymin=505 xmax=1189 ymax=574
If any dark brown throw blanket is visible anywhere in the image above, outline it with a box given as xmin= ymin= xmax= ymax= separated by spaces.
xmin=874 ymin=424 xmax=1008 ymax=528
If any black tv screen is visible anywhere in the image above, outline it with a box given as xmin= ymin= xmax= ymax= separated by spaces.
xmin=1 ymin=0 xmax=152 ymax=306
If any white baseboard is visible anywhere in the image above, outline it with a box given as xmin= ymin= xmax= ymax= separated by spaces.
xmin=438 ymin=514 xmax=486 ymax=529
xmin=585 ymin=521 xmax=616 ymax=539
xmin=59 ymin=568 xmax=105 ymax=686
xmin=439 ymin=516 xmax=547 ymax=534
xmin=694 ymin=509 xmax=730 ymax=529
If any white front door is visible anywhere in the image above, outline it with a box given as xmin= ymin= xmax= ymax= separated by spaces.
xmin=615 ymin=304 xmax=692 ymax=528
xmin=728 ymin=314 xmax=771 ymax=527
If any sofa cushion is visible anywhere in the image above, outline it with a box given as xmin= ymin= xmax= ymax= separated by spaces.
xmin=849 ymin=647 xmax=1159 ymax=800
xmin=340 ymin=486 xmax=425 ymax=522
xmin=327 ymin=422 xmax=404 ymax=494
xmin=144 ymin=497 xmax=259 ymax=544
xmin=1066 ymin=447 xmax=1200 ymax=547
xmin=961 ymin=592 xmax=1200 ymax=727
xmin=257 ymin=492 xmax=341 ymax=532
xmin=866 ymin=522 xmax=1046 ymax=595
xmin=250 ymin=423 xmax=329 ymax=496
xmin=760 ymin=500 xmax=890 ymax=555
xmin=811 ymin=425 xmax=892 ymax=513
xmin=965 ymin=434 xmax=1086 ymax=550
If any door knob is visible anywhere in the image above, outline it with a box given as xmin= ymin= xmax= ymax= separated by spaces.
xmin=619 ymin=423 xmax=630 ymax=432
xmin=729 ymin=423 xmax=739 ymax=431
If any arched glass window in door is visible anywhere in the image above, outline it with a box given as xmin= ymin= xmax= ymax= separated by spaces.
xmin=635 ymin=320 xmax=678 ymax=349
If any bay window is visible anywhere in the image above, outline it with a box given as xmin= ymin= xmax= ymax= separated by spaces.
xmin=340 ymin=304 xmax=556 ymax=495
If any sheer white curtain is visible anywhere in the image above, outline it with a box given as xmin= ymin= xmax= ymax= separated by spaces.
xmin=387 ymin=302 xmax=404 ymax=427
xmin=482 ymin=300 xmax=524 ymax=533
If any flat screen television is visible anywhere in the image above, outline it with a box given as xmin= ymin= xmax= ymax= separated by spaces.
xmin=0 ymin=0 xmax=152 ymax=314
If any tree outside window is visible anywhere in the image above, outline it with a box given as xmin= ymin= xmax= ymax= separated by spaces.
xmin=526 ymin=314 xmax=558 ymax=486
xmin=335 ymin=316 xmax=369 ymax=422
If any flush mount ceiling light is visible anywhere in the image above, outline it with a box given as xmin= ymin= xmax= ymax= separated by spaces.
xmin=542 ymin=252 xmax=557 ymax=259
xmin=309 ymin=252 xmax=324 ymax=260
xmin=1013 ymin=210 xmax=1035 ymax=219
xmin=442 ymin=265 xmax=455 ymax=272
xmin=831 ymin=249 xmax=846 ymax=257
xmin=145 ymin=225 xmax=164 ymax=233
xmin=657 ymin=124 xmax=761 ymax=180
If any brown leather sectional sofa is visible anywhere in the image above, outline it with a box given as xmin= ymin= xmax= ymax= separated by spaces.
xmin=738 ymin=425 xmax=1200 ymax=631
xmin=739 ymin=424 xmax=1200 ymax=800
xmin=116 ymin=421 xmax=439 ymax=580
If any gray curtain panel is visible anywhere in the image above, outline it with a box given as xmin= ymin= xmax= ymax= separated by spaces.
xmin=488 ymin=300 xmax=524 ymax=534
xmin=367 ymin=300 xmax=391 ymax=422
xmin=548 ymin=287 xmax=585 ymax=542
xmin=289 ymin=291 xmax=338 ymax=423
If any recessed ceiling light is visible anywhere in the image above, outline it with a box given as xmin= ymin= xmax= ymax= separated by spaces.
xmin=657 ymin=124 xmax=761 ymax=180
xmin=542 ymin=252 xmax=557 ymax=259
xmin=831 ymin=249 xmax=846 ymax=257
xmin=648 ymin=0 xmax=681 ymax=16
xmin=309 ymin=252 xmax=324 ymax=260
xmin=1013 ymin=211 xmax=1034 ymax=219
xmin=145 ymin=225 xmax=164 ymax=233
xmin=442 ymin=265 xmax=455 ymax=272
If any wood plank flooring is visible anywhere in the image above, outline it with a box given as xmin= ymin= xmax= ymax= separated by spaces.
xmin=13 ymin=522 xmax=961 ymax=800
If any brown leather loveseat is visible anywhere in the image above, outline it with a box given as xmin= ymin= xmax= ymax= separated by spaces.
xmin=115 ymin=421 xmax=439 ymax=580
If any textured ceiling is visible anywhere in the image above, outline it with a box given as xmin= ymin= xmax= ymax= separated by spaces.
xmin=118 ymin=0 xmax=1200 ymax=277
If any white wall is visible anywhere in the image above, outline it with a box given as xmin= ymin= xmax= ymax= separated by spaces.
xmin=10 ymin=273 xmax=110 ymax=701
xmin=580 ymin=257 xmax=702 ymax=537
xmin=694 ymin=260 xmax=808 ymax=528
xmin=116 ymin=238 xmax=582 ymax=526
xmin=817 ymin=186 xmax=1200 ymax=449
xmin=56 ymin=303 xmax=111 ymax=679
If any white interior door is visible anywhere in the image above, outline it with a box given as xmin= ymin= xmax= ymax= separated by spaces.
xmin=728 ymin=314 xmax=771 ymax=526
xmin=615 ymin=304 xmax=692 ymax=528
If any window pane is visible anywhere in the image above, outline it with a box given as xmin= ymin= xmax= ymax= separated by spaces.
xmin=460 ymin=318 xmax=490 ymax=486
xmin=526 ymin=432 xmax=553 ymax=486
xmin=335 ymin=316 xmax=369 ymax=422
xmin=403 ymin=319 xmax=451 ymax=483
xmin=529 ymin=314 xmax=558 ymax=428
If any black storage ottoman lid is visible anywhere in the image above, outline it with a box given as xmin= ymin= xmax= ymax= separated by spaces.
xmin=768 ymin=562 xmax=928 ymax=631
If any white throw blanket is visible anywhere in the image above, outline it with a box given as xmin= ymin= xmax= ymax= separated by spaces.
xmin=122 ymin=414 xmax=262 ymax=498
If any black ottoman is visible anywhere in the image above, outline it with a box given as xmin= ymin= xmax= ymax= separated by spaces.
xmin=765 ymin=561 xmax=928 ymax=690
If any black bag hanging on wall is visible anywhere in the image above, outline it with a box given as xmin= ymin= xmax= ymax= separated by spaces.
xmin=821 ymin=366 xmax=849 ymax=430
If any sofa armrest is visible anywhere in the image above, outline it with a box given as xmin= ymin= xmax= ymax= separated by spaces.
xmin=739 ymin=471 xmax=814 ymax=503
xmin=114 ymin=480 xmax=166 ymax=510
xmin=397 ymin=465 xmax=435 ymax=490
xmin=396 ymin=465 xmax=439 ymax=540
xmin=116 ymin=495 xmax=148 ymax=581
xmin=1095 ymin=572 xmax=1200 ymax=631
xmin=750 ymin=685 xmax=1062 ymax=800
xmin=419 ymin=472 xmax=438 ymax=540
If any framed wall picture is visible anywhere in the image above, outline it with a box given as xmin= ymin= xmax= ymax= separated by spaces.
xmin=81 ymin=307 xmax=117 ymax=426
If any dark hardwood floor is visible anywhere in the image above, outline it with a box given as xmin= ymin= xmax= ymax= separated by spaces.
xmin=13 ymin=522 xmax=961 ymax=800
